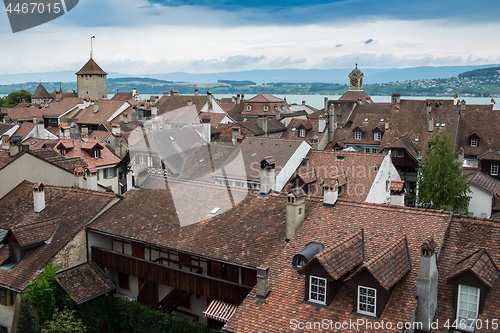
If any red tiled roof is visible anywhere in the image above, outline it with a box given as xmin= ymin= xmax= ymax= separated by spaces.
xmin=390 ymin=180 xmax=405 ymax=192
xmin=75 ymin=58 xmax=107 ymax=75
xmin=467 ymin=171 xmax=500 ymax=196
xmin=72 ymin=100 xmax=130 ymax=126
xmin=55 ymin=262 xmax=115 ymax=304
xmin=312 ymin=230 xmax=364 ymax=280
xmin=55 ymin=139 xmax=120 ymax=168
xmin=32 ymin=83 xmax=52 ymax=100
xmin=224 ymin=201 xmax=451 ymax=332
xmin=447 ymin=248 xmax=498 ymax=289
xmin=0 ymin=181 xmax=118 ymax=291
xmin=365 ymin=237 xmax=411 ymax=290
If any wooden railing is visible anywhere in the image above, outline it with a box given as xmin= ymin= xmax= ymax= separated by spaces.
xmin=91 ymin=246 xmax=252 ymax=305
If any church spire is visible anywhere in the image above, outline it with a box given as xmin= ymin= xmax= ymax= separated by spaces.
xmin=348 ymin=64 xmax=364 ymax=91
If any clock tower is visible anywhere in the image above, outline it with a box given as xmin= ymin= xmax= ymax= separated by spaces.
xmin=348 ymin=64 xmax=364 ymax=91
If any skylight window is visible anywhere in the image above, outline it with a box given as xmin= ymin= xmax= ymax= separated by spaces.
xmin=169 ymin=136 xmax=175 ymax=141
xmin=210 ymin=207 xmax=221 ymax=215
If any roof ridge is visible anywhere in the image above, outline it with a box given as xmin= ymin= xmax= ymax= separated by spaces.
xmin=41 ymin=183 xmax=119 ymax=197
xmin=337 ymin=199 xmax=451 ymax=217
xmin=367 ymin=236 xmax=407 ymax=265
xmin=316 ymin=229 xmax=363 ymax=258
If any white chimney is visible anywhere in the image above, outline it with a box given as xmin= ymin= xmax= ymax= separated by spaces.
xmin=195 ymin=89 xmax=199 ymax=96
xmin=93 ymin=103 xmax=99 ymax=113
xmin=201 ymin=115 xmax=211 ymax=143
xmin=389 ymin=180 xmax=405 ymax=206
xmin=33 ymin=182 xmax=45 ymax=213
xmin=454 ymin=93 xmax=459 ymax=106
xmin=322 ymin=178 xmax=338 ymax=207
xmin=73 ymin=167 xmax=85 ymax=188
xmin=318 ymin=115 xmax=326 ymax=133
xmin=231 ymin=126 xmax=241 ymax=146
xmin=427 ymin=116 xmax=434 ymax=132
xmin=461 ymin=100 xmax=466 ymax=111
xmin=132 ymin=88 xmax=137 ymax=97
xmin=286 ymin=188 xmax=306 ymax=241
xmin=84 ymin=97 xmax=91 ymax=108
xmin=256 ymin=266 xmax=270 ymax=300
xmin=86 ymin=167 xmax=98 ymax=191
xmin=259 ymin=157 xmax=276 ymax=197
xmin=415 ymin=238 xmax=438 ymax=332
xmin=112 ymin=124 xmax=121 ymax=137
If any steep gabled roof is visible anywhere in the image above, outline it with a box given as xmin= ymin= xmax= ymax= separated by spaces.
xmin=313 ymin=230 xmax=364 ymax=280
xmin=447 ymin=248 xmax=499 ymax=289
xmin=467 ymin=170 xmax=500 ymax=196
xmin=365 ymin=237 xmax=411 ymax=290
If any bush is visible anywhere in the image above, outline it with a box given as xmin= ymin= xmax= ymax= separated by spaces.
xmin=40 ymin=307 xmax=86 ymax=333
xmin=17 ymin=294 xmax=39 ymax=333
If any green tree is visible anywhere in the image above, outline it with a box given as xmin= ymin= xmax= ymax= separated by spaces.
xmin=3 ymin=89 xmax=32 ymax=107
xmin=416 ymin=130 xmax=470 ymax=213
xmin=40 ymin=307 xmax=86 ymax=333
xmin=17 ymin=294 xmax=39 ymax=333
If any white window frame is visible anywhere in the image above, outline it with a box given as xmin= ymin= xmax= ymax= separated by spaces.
xmin=470 ymin=138 xmax=478 ymax=147
xmin=357 ymin=285 xmax=377 ymax=316
xmin=354 ymin=131 xmax=362 ymax=140
xmin=492 ymin=164 xmax=499 ymax=176
xmin=299 ymin=128 xmax=306 ymax=138
xmin=309 ymin=276 xmax=327 ymax=305
xmin=373 ymin=132 xmax=381 ymax=141
xmin=456 ymin=284 xmax=480 ymax=332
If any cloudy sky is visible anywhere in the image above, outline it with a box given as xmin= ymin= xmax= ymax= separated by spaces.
xmin=1 ymin=0 xmax=499 ymax=75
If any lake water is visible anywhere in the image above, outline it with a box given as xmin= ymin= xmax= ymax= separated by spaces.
xmin=2 ymin=93 xmax=496 ymax=111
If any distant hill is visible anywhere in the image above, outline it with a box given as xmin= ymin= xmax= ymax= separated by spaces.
xmin=458 ymin=66 xmax=500 ymax=79
xmin=2 ymin=64 xmax=499 ymax=85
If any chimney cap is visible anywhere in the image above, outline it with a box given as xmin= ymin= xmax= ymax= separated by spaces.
xmin=323 ymin=178 xmax=338 ymax=190
xmin=288 ymin=187 xmax=306 ymax=199
xmin=421 ymin=238 xmax=437 ymax=257
xmin=261 ymin=156 xmax=276 ymax=170
xmin=201 ymin=115 xmax=211 ymax=123
xmin=390 ymin=180 xmax=405 ymax=193
xmin=33 ymin=182 xmax=44 ymax=192
xmin=86 ymin=166 xmax=98 ymax=175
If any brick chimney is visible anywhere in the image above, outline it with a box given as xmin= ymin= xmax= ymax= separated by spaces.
xmin=286 ymin=188 xmax=306 ymax=241
xmin=415 ymin=238 xmax=438 ymax=332
xmin=322 ymin=178 xmax=338 ymax=207
xmin=389 ymin=180 xmax=405 ymax=206
xmin=201 ymin=115 xmax=211 ymax=143
xmin=86 ymin=167 xmax=98 ymax=191
xmin=259 ymin=157 xmax=276 ymax=197
xmin=33 ymin=182 xmax=45 ymax=213
xmin=257 ymin=115 xmax=268 ymax=136
xmin=256 ymin=266 xmax=270 ymax=300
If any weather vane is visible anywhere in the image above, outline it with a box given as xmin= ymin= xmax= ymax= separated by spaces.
xmin=90 ymin=36 xmax=95 ymax=59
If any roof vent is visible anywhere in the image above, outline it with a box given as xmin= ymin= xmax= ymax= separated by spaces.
xmin=415 ymin=138 xmax=420 ymax=142
xmin=169 ymin=136 xmax=175 ymax=141
xmin=336 ymin=155 xmax=345 ymax=160
xmin=210 ymin=207 xmax=221 ymax=215
xmin=364 ymin=117 xmax=369 ymax=122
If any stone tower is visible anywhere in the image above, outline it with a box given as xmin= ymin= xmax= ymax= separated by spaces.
xmin=76 ymin=58 xmax=107 ymax=100
xmin=348 ymin=64 xmax=364 ymax=91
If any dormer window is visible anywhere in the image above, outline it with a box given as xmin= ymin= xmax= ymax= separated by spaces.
xmin=263 ymin=105 xmax=269 ymax=112
xmin=299 ymin=128 xmax=306 ymax=138
xmin=491 ymin=164 xmax=498 ymax=176
xmin=246 ymin=105 xmax=252 ymax=112
xmin=93 ymin=149 xmax=100 ymax=158
xmin=60 ymin=149 xmax=66 ymax=156
xmin=456 ymin=285 xmax=480 ymax=331
xmin=470 ymin=138 xmax=478 ymax=147
xmin=373 ymin=132 xmax=381 ymax=141
xmin=354 ymin=131 xmax=362 ymax=140
xmin=357 ymin=286 xmax=377 ymax=316
xmin=309 ymin=276 xmax=327 ymax=305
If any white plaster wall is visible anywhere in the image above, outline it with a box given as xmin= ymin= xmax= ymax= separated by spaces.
xmin=365 ymin=153 xmax=402 ymax=204
xmin=0 ymin=304 xmax=14 ymax=333
xmin=0 ymin=154 xmax=76 ymax=199
xmin=275 ymin=141 xmax=311 ymax=192
xmin=468 ymin=185 xmax=492 ymax=218
xmin=87 ymin=231 xmax=112 ymax=255
xmin=96 ymin=167 xmax=119 ymax=193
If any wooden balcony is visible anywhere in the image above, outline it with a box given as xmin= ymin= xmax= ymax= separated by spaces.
xmin=91 ymin=246 xmax=253 ymax=305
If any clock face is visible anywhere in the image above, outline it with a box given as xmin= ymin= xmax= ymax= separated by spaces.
xmin=350 ymin=78 xmax=358 ymax=86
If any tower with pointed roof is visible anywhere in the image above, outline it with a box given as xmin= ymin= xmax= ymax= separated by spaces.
xmin=32 ymin=83 xmax=53 ymax=104
xmin=348 ymin=64 xmax=364 ymax=91
xmin=76 ymin=58 xmax=107 ymax=100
